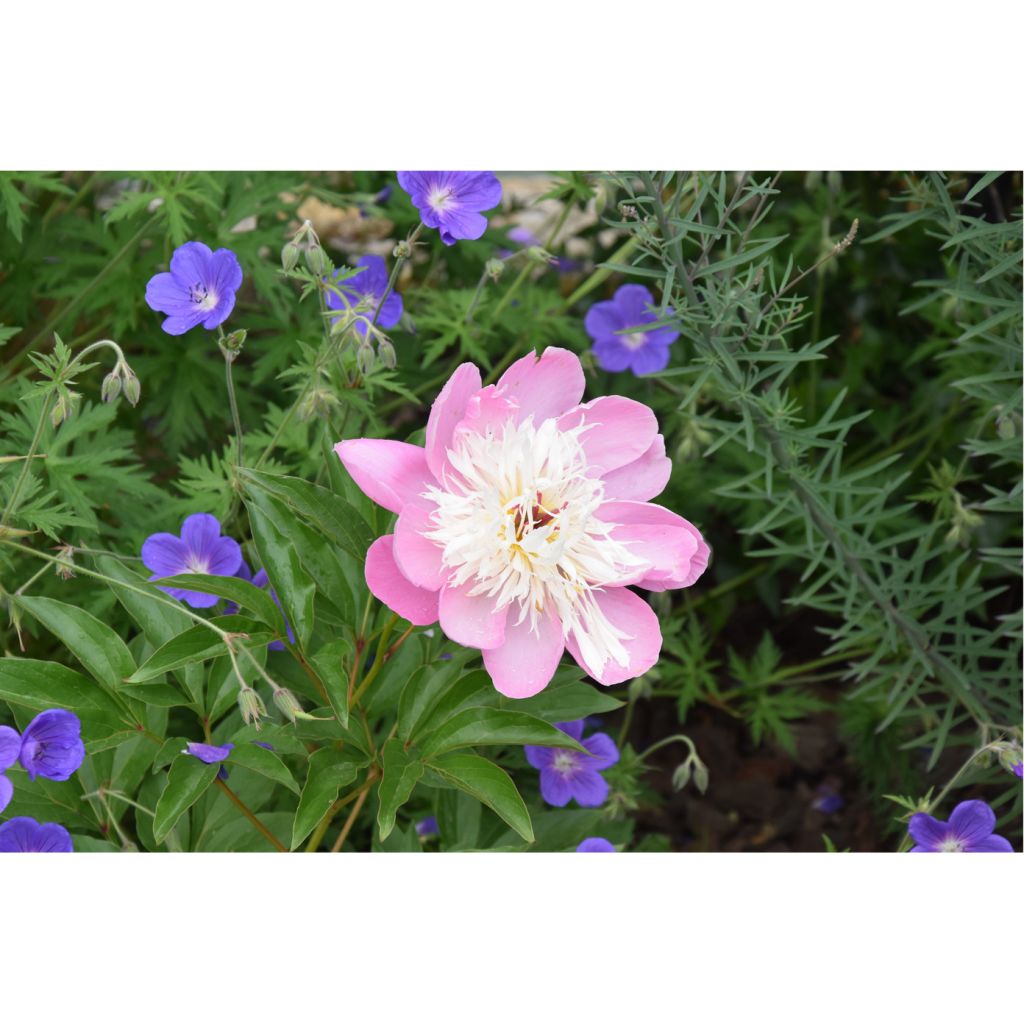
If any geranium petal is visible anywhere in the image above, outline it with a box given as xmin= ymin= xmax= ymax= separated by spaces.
xmin=948 ymin=800 xmax=997 ymax=847
xmin=141 ymin=533 xmax=190 ymax=577
xmin=582 ymin=732 xmax=619 ymax=771
xmin=568 ymin=770 xmax=609 ymax=807
xmin=0 ymin=725 xmax=22 ymax=771
xmin=169 ymin=240 xmax=213 ymax=284
xmin=907 ymin=812 xmax=947 ymax=851
xmin=539 ymin=769 xmax=573 ymax=807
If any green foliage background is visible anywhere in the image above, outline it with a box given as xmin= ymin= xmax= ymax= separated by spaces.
xmin=0 ymin=170 xmax=1020 ymax=852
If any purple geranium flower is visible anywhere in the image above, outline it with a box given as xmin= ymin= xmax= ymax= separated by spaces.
xmin=145 ymin=241 xmax=243 ymax=336
xmin=397 ymin=172 xmax=502 ymax=246
xmin=908 ymin=799 xmax=1014 ymax=853
xmin=415 ymin=816 xmax=439 ymax=838
xmin=141 ymin=513 xmax=242 ymax=608
xmin=576 ymin=837 xmax=616 ymax=852
xmin=18 ymin=709 xmax=85 ymax=782
xmin=584 ymin=283 xmax=680 ymax=376
xmin=183 ymin=741 xmax=234 ymax=764
xmin=325 ymin=255 xmax=403 ymax=336
xmin=0 ymin=816 xmax=74 ymax=853
xmin=0 ymin=724 xmax=21 ymax=813
xmin=525 ymin=720 xmax=619 ymax=808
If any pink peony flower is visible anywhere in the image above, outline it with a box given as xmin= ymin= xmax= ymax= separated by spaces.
xmin=335 ymin=347 xmax=709 ymax=698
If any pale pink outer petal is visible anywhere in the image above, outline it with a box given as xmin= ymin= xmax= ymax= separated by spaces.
xmin=597 ymin=500 xmax=710 ymax=590
xmin=564 ymin=588 xmax=662 ymax=686
xmin=438 ymin=580 xmax=509 ymax=650
xmin=556 ymin=396 xmax=658 ymax=476
xmin=334 ymin=439 xmax=433 ymax=515
xmin=364 ymin=535 xmax=439 ymax=626
xmin=599 ymin=434 xmax=672 ymax=501
xmin=494 ymin=347 xmax=585 ymax=424
xmin=424 ymin=362 xmax=482 ymax=479
xmin=393 ymin=503 xmax=448 ymax=591
xmin=455 ymin=385 xmax=519 ymax=442
xmin=483 ymin=609 xmax=565 ymax=698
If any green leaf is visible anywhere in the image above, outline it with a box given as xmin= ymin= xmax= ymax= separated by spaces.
xmin=240 ymin=468 xmax=374 ymax=562
xmin=419 ymin=707 xmax=585 ymax=757
xmin=245 ymin=497 xmax=316 ymax=651
xmin=153 ymin=574 xmax=288 ymax=637
xmin=399 ymin=666 xmax=494 ymax=742
xmin=311 ymin=638 xmax=351 ymax=728
xmin=15 ymin=595 xmax=137 ymax=690
xmin=290 ymin=749 xmax=361 ymax=850
xmin=376 ymin=739 xmax=425 ymax=841
xmin=427 ymin=753 xmax=533 ymax=843
xmin=126 ymin=624 xmax=228 ymax=681
xmin=227 ymin=743 xmax=300 ymax=795
xmin=95 ymin=554 xmax=194 ymax=645
xmin=508 ymin=673 xmax=624 ymax=722
xmin=0 ymin=657 xmax=126 ymax=725
xmin=153 ymin=754 xmax=219 ymax=843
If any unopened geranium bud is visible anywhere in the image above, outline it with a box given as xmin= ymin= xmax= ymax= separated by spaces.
xmin=672 ymin=762 xmax=692 ymax=791
xmin=50 ymin=390 xmax=79 ymax=427
xmin=692 ymin=761 xmax=709 ymax=794
xmin=485 ymin=258 xmax=504 ymax=282
xmin=222 ymin=328 xmax=247 ymax=353
xmin=237 ymin=687 xmax=267 ymax=729
xmin=356 ymin=340 xmax=376 ymax=376
xmin=281 ymin=241 xmax=300 ymax=272
xmin=393 ymin=239 xmax=412 ymax=260
xmin=305 ymin=245 xmax=327 ymax=275
xmin=272 ymin=688 xmax=304 ymax=722
xmin=377 ymin=337 xmax=397 ymax=370
xmin=297 ymin=387 xmax=340 ymax=421
xmin=101 ymin=370 xmax=122 ymax=403
xmin=996 ymin=412 xmax=1016 ymax=440
xmin=527 ymin=245 xmax=554 ymax=265
xmin=121 ymin=368 xmax=141 ymax=406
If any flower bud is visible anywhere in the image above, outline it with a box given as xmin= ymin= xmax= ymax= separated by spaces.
xmin=121 ymin=368 xmax=141 ymax=406
xmin=281 ymin=241 xmax=300 ymax=272
xmin=356 ymin=340 xmax=376 ymax=376
xmin=54 ymin=544 xmax=76 ymax=580
xmin=101 ymin=370 xmax=122 ymax=403
xmin=50 ymin=390 xmax=79 ymax=427
xmin=237 ymin=687 xmax=267 ymax=729
xmin=377 ymin=337 xmax=397 ymax=370
xmin=692 ymin=761 xmax=709 ymax=794
xmin=672 ymin=762 xmax=692 ymax=791
xmin=527 ymin=245 xmax=555 ymax=265
xmin=272 ymin=688 xmax=304 ymax=722
xmin=221 ymin=328 xmax=247 ymax=354
xmin=996 ymin=412 xmax=1017 ymax=440
xmin=393 ymin=239 xmax=412 ymax=260
xmin=485 ymin=258 xmax=505 ymax=282
xmin=305 ymin=245 xmax=327 ymax=275
xmin=297 ymin=386 xmax=340 ymax=421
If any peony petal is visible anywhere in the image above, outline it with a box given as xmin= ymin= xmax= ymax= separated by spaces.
xmin=495 ymin=347 xmax=586 ymax=425
xmin=438 ymin=580 xmax=508 ymax=650
xmin=599 ymin=434 xmax=672 ymax=502
xmin=597 ymin=500 xmax=708 ymax=590
xmin=565 ymin=587 xmax=662 ymax=686
xmin=364 ymin=535 xmax=439 ymax=626
xmin=335 ymin=438 xmax=432 ymax=515
xmin=425 ymin=362 xmax=482 ymax=479
xmin=483 ymin=608 xmax=564 ymax=698
xmin=393 ymin=503 xmax=448 ymax=591
xmin=557 ymin=395 xmax=658 ymax=476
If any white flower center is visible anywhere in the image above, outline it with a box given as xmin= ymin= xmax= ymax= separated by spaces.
xmin=622 ymin=330 xmax=648 ymax=350
xmin=553 ymin=751 xmax=578 ymax=776
xmin=185 ymin=554 xmax=210 ymax=574
xmin=424 ymin=416 xmax=650 ymax=675
xmin=189 ymin=283 xmax=218 ymax=311
xmin=428 ymin=186 xmax=455 ymax=213
xmin=939 ymin=837 xmax=965 ymax=853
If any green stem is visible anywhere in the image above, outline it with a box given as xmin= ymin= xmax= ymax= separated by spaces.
xmin=0 ymin=394 xmax=52 ymax=529
xmin=215 ymin=777 xmax=286 ymax=851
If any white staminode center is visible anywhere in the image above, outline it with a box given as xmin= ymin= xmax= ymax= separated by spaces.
xmin=424 ymin=416 xmax=649 ymax=675
xmin=622 ymin=330 xmax=648 ymax=351
xmin=553 ymin=751 xmax=579 ymax=776
xmin=428 ymin=186 xmax=455 ymax=212
xmin=939 ymin=837 xmax=965 ymax=853
xmin=185 ymin=554 xmax=210 ymax=574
